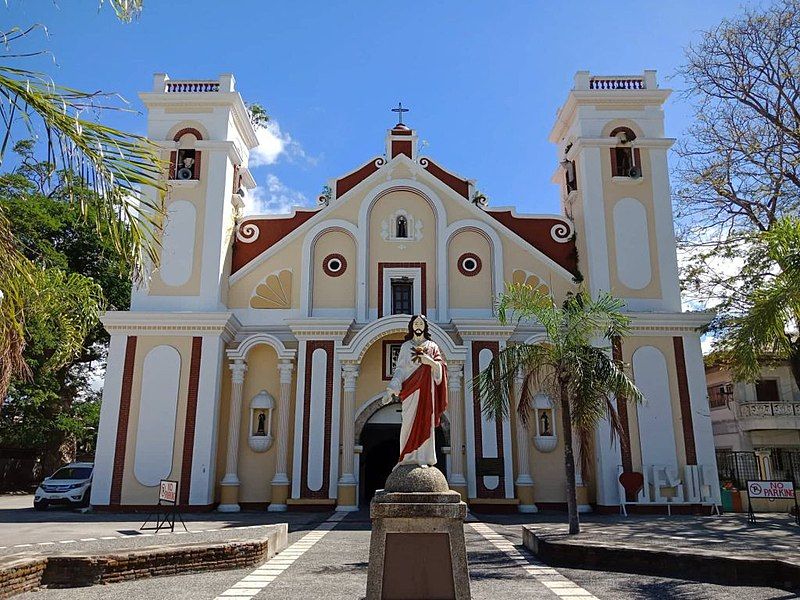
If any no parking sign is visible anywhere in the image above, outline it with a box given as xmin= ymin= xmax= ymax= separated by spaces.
xmin=746 ymin=480 xmax=799 ymax=525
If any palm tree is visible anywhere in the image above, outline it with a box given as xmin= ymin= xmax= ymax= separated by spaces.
xmin=719 ymin=216 xmax=800 ymax=388
xmin=0 ymin=4 xmax=163 ymax=403
xmin=474 ymin=284 xmax=644 ymax=534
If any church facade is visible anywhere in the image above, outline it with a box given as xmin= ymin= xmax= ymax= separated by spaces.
xmin=91 ymin=71 xmax=720 ymax=513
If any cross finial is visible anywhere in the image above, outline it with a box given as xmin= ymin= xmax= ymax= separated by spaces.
xmin=391 ymin=102 xmax=409 ymax=126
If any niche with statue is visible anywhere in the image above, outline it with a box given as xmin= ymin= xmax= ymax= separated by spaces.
xmin=532 ymin=393 xmax=557 ymax=452
xmin=248 ymin=390 xmax=275 ymax=453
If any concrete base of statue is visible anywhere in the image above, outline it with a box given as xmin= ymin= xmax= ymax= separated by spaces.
xmin=366 ymin=464 xmax=471 ymax=600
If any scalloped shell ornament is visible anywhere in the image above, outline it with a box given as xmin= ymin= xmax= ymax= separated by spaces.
xmin=512 ymin=270 xmax=550 ymax=296
xmin=250 ymin=269 xmax=292 ymax=309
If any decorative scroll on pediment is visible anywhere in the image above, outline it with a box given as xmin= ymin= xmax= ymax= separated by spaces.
xmin=250 ymin=269 xmax=292 ymax=309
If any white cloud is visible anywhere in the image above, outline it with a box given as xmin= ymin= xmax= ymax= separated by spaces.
xmin=249 ymin=120 xmax=311 ymax=167
xmin=243 ymin=174 xmax=308 ymax=215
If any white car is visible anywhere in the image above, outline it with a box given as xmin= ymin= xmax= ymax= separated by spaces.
xmin=34 ymin=462 xmax=93 ymax=510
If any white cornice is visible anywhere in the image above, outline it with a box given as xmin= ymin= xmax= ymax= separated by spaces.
xmin=101 ymin=311 xmax=241 ymax=341
xmin=139 ymin=91 xmax=259 ymax=150
xmin=627 ymin=311 xmax=714 ymax=333
xmin=550 ymin=89 xmax=671 ymax=143
xmin=451 ymin=319 xmax=516 ymax=341
xmin=566 ymin=137 xmax=675 ymax=158
xmin=286 ymin=319 xmax=353 ymax=341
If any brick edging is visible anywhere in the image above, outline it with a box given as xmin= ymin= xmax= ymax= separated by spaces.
xmin=0 ymin=524 xmax=287 ymax=597
xmin=522 ymin=526 xmax=800 ymax=591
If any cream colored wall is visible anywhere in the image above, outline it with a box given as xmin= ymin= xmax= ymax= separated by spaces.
xmin=601 ymin=147 xmax=663 ymax=300
xmin=368 ymin=190 xmax=437 ymax=310
xmin=149 ymin=129 xmax=209 ymax=297
xmin=622 ymin=336 xmax=687 ymax=472
xmin=448 ymin=230 xmax=493 ymax=308
xmin=501 ymin=238 xmax=577 ymax=303
xmin=228 ymin=238 xmax=303 ymax=308
xmin=214 ymin=344 xmax=297 ymax=505
xmin=313 ymin=230 xmax=357 ymax=309
xmin=237 ymin=345 xmax=279 ymax=503
xmin=121 ymin=336 xmax=192 ymax=505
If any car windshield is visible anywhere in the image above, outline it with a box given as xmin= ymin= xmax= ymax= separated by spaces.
xmin=50 ymin=467 xmax=91 ymax=480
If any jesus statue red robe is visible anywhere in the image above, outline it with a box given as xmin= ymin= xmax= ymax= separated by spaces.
xmin=387 ymin=334 xmax=448 ymax=467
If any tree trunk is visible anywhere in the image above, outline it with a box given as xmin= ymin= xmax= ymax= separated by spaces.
xmin=559 ymin=378 xmax=580 ymax=535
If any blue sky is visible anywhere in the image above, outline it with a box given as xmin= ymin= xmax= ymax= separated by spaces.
xmin=5 ymin=0 xmax=744 ymax=215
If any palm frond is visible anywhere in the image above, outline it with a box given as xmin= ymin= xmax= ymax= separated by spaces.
xmin=472 ymin=342 xmax=554 ymax=422
xmin=0 ymin=65 xmax=166 ymax=279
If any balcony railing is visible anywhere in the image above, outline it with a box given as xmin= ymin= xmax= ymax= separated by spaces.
xmin=165 ymin=81 xmax=220 ymax=93
xmin=589 ymin=76 xmax=645 ymax=90
xmin=737 ymin=402 xmax=800 ymax=419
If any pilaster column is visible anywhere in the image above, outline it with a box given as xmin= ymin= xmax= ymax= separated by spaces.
xmin=447 ymin=363 xmax=467 ymax=495
xmin=219 ymin=359 xmax=246 ymax=512
xmin=269 ymin=360 xmax=294 ymax=512
xmin=337 ymin=364 xmax=359 ymax=512
xmin=514 ymin=371 xmax=537 ymax=513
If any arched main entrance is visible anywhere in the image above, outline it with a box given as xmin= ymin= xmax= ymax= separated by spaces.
xmin=358 ymin=400 xmax=449 ymax=504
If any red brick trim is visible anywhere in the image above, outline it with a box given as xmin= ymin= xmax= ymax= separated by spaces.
xmin=471 ymin=341 xmax=505 ymax=499
xmin=300 ymin=341 xmax=335 ymax=499
xmin=421 ymin=157 xmax=469 ymax=199
xmin=110 ymin=336 xmax=137 ymax=506
xmin=457 ymin=252 xmax=482 ymax=277
xmin=168 ymin=151 xmax=177 ymax=180
xmin=322 ymin=253 xmax=347 ymax=277
xmin=193 ymin=151 xmax=202 ymax=181
xmin=179 ymin=337 xmax=203 ymax=505
xmin=173 ymin=127 xmax=204 ymax=141
xmin=382 ymin=339 xmax=405 ymax=381
xmin=335 ymin=157 xmax=384 ymax=198
xmin=612 ymin=337 xmax=634 ymax=473
xmin=377 ymin=262 xmax=427 ymax=318
xmin=673 ymin=336 xmax=697 ymax=465
xmin=391 ymin=139 xmax=412 ymax=159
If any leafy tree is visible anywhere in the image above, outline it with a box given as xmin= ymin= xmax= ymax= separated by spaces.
xmin=0 ymin=146 xmax=129 ymax=470
xmin=716 ymin=216 xmax=800 ymax=389
xmin=0 ymin=3 xmax=164 ymax=403
xmin=675 ymin=0 xmax=800 ymax=317
xmin=474 ymin=285 xmax=643 ymax=534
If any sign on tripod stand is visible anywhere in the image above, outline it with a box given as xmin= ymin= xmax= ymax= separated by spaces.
xmin=141 ymin=479 xmax=188 ymax=533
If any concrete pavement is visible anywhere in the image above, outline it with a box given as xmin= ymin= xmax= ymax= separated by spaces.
xmin=6 ymin=507 xmax=791 ymax=600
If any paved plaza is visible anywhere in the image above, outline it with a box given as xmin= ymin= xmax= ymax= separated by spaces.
xmin=0 ymin=495 xmax=796 ymax=599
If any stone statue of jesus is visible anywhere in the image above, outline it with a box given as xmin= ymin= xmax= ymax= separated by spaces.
xmin=385 ymin=314 xmax=448 ymax=467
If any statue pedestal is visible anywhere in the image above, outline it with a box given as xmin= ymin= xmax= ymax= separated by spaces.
xmin=366 ymin=466 xmax=471 ymax=600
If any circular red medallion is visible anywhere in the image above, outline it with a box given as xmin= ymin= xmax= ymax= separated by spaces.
xmin=323 ymin=253 xmax=347 ymax=277
xmin=457 ymin=252 xmax=482 ymax=276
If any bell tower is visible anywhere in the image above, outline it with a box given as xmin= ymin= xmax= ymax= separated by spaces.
xmin=550 ymin=70 xmax=680 ymax=312
xmin=133 ymin=73 xmax=258 ymax=311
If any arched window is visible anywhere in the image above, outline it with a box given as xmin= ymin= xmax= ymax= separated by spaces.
xmin=169 ymin=128 xmax=203 ymax=181
xmin=609 ymin=127 xmax=640 ymax=178
xmin=396 ymin=215 xmax=408 ymax=238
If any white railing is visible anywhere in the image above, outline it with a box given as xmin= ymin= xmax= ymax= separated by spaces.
xmin=589 ymin=76 xmax=645 ymax=90
xmin=165 ymin=81 xmax=220 ymax=93
xmin=738 ymin=402 xmax=800 ymax=419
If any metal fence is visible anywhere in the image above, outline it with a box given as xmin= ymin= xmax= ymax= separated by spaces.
xmin=716 ymin=448 xmax=800 ymax=489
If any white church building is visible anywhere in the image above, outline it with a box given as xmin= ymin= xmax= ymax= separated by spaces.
xmin=90 ymin=71 xmax=720 ymax=513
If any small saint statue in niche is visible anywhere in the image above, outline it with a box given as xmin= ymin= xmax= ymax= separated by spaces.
xmin=396 ymin=215 xmax=408 ymax=238
xmin=256 ymin=412 xmax=266 ymax=436
xmin=539 ymin=410 xmax=552 ymax=436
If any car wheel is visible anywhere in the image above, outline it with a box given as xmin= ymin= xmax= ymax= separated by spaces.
xmin=34 ymin=500 xmax=49 ymax=511
xmin=78 ymin=487 xmax=92 ymax=508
